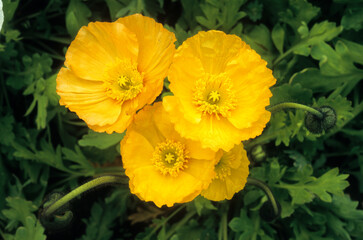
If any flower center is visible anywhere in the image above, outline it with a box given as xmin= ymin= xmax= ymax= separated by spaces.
xmin=193 ymin=73 xmax=236 ymax=118
xmin=152 ymin=139 xmax=189 ymax=177
xmin=214 ymin=155 xmax=232 ymax=180
xmin=103 ymin=59 xmax=144 ymax=103
xmin=207 ymin=90 xmax=221 ymax=104
xmin=214 ymin=150 xmax=239 ymax=180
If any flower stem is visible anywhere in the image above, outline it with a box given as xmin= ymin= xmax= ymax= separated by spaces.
xmin=267 ymin=102 xmax=323 ymax=119
xmin=146 ymin=205 xmax=186 ymax=239
xmin=44 ymin=175 xmax=123 ymax=217
xmin=246 ymin=177 xmax=279 ymax=216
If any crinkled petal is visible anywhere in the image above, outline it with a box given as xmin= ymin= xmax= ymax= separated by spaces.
xmin=129 ymin=166 xmax=204 ymax=207
xmin=121 ymin=132 xmax=154 ymax=177
xmin=57 ymin=69 xmax=121 ymax=126
xmin=174 ymin=30 xmax=242 ymax=74
xmin=202 ymin=144 xmax=249 ymax=201
xmin=56 ymin=68 xmax=104 ymax=94
xmin=88 ymin=106 xmax=133 ymax=133
xmin=116 ymin=14 xmax=176 ymax=85
xmin=165 ymin=97 xmax=241 ymax=151
xmin=167 ymin=55 xmax=204 ymax=123
xmin=65 ymin=22 xmax=138 ymax=81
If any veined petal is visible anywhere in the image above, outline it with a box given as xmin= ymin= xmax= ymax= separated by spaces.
xmin=228 ymin=87 xmax=272 ymax=129
xmin=121 ymin=102 xmax=216 ymax=207
xmin=163 ymin=96 xmax=201 ymax=125
xmin=65 ymin=22 xmax=138 ymax=81
xmin=166 ymin=105 xmax=242 ymax=151
xmin=58 ymin=91 xmax=121 ymax=126
xmin=57 ymin=14 xmax=175 ymax=133
xmin=130 ymin=166 xmax=203 ymax=207
xmin=88 ymin=106 xmax=133 ymax=133
xmin=56 ymin=68 xmax=104 ymax=94
xmin=202 ymin=143 xmax=250 ymax=201
xmin=116 ymin=14 xmax=176 ymax=84
xmin=165 ymin=30 xmax=276 ymax=150
xmin=121 ymin=132 xmax=154 ymax=176
xmin=175 ymin=30 xmax=242 ymax=74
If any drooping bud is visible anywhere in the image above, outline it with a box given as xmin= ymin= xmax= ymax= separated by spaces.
xmin=305 ymin=106 xmax=336 ymax=134
xmin=259 ymin=199 xmax=281 ymax=222
xmin=39 ymin=192 xmax=73 ymax=231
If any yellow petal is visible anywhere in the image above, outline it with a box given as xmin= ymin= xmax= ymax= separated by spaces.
xmin=130 ymin=166 xmax=203 ymax=207
xmin=202 ymin=144 xmax=250 ymax=201
xmin=56 ymin=68 xmax=104 ymax=94
xmin=116 ymin=14 xmax=176 ymax=84
xmin=58 ymin=91 xmax=121 ymax=126
xmin=174 ymin=30 xmax=242 ymax=74
xmin=121 ymin=131 xmax=154 ymax=176
xmin=88 ymin=106 xmax=133 ymax=133
xmin=166 ymin=103 xmax=242 ymax=151
xmin=65 ymin=22 xmax=138 ymax=81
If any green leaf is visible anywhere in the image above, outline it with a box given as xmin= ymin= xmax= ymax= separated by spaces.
xmin=4 ymin=29 xmax=21 ymax=42
xmin=325 ymin=194 xmax=363 ymax=220
xmin=196 ymin=0 xmax=247 ymax=32
xmin=66 ymin=0 xmax=91 ymax=38
xmin=279 ymin=0 xmax=320 ymax=31
xmin=290 ymin=39 xmax=363 ymax=94
xmin=62 ymin=145 xmax=95 ymax=175
xmin=271 ymin=23 xmax=285 ymax=54
xmin=77 ymin=191 xmax=129 ymax=240
xmin=270 ymin=83 xmax=313 ymax=105
xmin=78 ymin=130 xmax=125 ymax=150
xmin=193 ymin=196 xmax=217 ymax=216
xmin=242 ymin=24 xmax=275 ymax=65
xmin=2 ymin=197 xmax=37 ymax=231
xmin=310 ymin=41 xmax=357 ymax=75
xmin=290 ymin=68 xmax=358 ymax=93
xmin=2 ymin=0 xmax=19 ymax=23
xmin=264 ymin=109 xmax=316 ymax=146
xmin=292 ymin=21 xmax=343 ymax=57
xmin=229 ymin=209 xmax=253 ymax=234
xmin=115 ymin=0 xmax=145 ymax=18
xmin=13 ymin=216 xmax=46 ymax=240
xmin=267 ymin=158 xmax=286 ymax=184
xmin=246 ymin=0 xmax=263 ymax=22
xmin=341 ymin=3 xmax=363 ymax=31
xmin=105 ymin=0 xmax=123 ymax=21
xmin=280 ymin=168 xmax=349 ymax=205
xmin=0 ymin=113 xmax=15 ymax=146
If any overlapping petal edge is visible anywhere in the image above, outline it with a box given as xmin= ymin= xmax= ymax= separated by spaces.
xmin=163 ymin=30 xmax=276 ymax=151
xmin=121 ymin=102 xmax=218 ymax=207
xmin=201 ymin=143 xmax=250 ymax=201
xmin=56 ymin=14 xmax=176 ymax=133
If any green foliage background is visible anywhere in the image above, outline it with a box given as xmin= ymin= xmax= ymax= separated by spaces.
xmin=1 ymin=0 xmax=363 ymax=239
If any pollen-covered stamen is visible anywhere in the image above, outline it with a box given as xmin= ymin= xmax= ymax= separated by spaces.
xmin=193 ymin=73 xmax=236 ymax=118
xmin=214 ymin=150 xmax=239 ymax=180
xmin=152 ymin=139 xmax=189 ymax=177
xmin=103 ymin=58 xmax=144 ymax=103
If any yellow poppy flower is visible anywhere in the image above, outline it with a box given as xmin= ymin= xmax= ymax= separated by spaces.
xmin=121 ymin=102 xmax=218 ymax=207
xmin=56 ymin=14 xmax=176 ymax=133
xmin=163 ymin=30 xmax=276 ymax=151
xmin=201 ymin=143 xmax=250 ymax=201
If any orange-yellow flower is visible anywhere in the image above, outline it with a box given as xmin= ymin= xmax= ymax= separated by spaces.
xmin=56 ymin=14 xmax=176 ymax=133
xmin=163 ymin=30 xmax=276 ymax=151
xmin=121 ymin=102 xmax=218 ymax=207
xmin=201 ymin=143 xmax=250 ymax=201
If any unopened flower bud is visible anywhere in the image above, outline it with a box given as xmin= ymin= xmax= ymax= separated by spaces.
xmin=305 ymin=106 xmax=336 ymax=134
